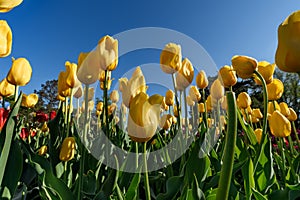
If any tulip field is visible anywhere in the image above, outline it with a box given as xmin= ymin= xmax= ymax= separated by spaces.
xmin=1 ymin=1 xmax=300 ymax=200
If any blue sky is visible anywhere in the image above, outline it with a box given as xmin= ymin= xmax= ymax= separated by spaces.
xmin=1 ymin=0 xmax=300 ymax=95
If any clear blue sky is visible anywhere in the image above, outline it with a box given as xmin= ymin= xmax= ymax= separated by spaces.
xmin=1 ymin=0 xmax=300 ymax=95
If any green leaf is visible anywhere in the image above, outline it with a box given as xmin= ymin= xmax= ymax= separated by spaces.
xmin=192 ymin=173 xmax=205 ymax=200
xmin=125 ymin=173 xmax=140 ymax=200
xmin=242 ymin=158 xmax=255 ymax=199
xmin=251 ymin=188 xmax=268 ymax=200
xmin=83 ymin=170 xmax=97 ymax=195
xmin=156 ymin=175 xmax=184 ymax=200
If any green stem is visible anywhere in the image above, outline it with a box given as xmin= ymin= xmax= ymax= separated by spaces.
xmin=14 ymin=85 xmax=19 ymax=103
xmin=171 ymin=74 xmax=181 ymax=128
xmin=143 ymin=142 xmax=151 ymax=200
xmin=202 ymin=88 xmax=208 ymax=129
xmin=287 ymin=135 xmax=296 ymax=155
xmin=216 ymin=91 xmax=237 ymax=200
xmin=103 ymin=70 xmax=110 ymax=137
xmin=66 ymin=89 xmax=73 ymax=137
xmin=292 ymin=121 xmax=300 ymax=150
xmin=278 ymin=138 xmax=286 ymax=188
xmin=183 ymin=89 xmax=189 ymax=138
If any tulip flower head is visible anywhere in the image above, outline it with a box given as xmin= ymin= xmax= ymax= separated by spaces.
xmin=59 ymin=137 xmax=76 ymax=161
xmin=97 ymin=35 xmax=118 ymax=71
xmin=266 ymin=79 xmax=284 ymax=101
xmin=110 ymin=90 xmax=119 ymax=103
xmin=231 ymin=55 xmax=258 ymax=79
xmin=0 ymin=78 xmax=14 ymax=97
xmin=196 ymin=70 xmax=209 ymax=89
xmin=165 ymin=89 xmax=174 ymax=106
xmin=38 ymin=145 xmax=48 ymax=156
xmin=21 ymin=93 xmax=38 ymax=108
xmin=0 ymin=0 xmax=23 ymax=12
xmin=160 ymin=43 xmax=182 ymax=74
xmin=0 ymin=20 xmax=12 ymax=57
xmin=218 ymin=65 xmax=237 ymax=88
xmin=254 ymin=61 xmax=276 ymax=85
xmin=287 ymin=107 xmax=297 ymax=121
xmin=237 ymin=92 xmax=251 ymax=109
xmin=198 ymin=103 xmax=205 ymax=113
xmin=77 ymin=51 xmax=101 ymax=85
xmin=279 ymin=102 xmax=290 ymax=117
xmin=254 ymin=128 xmax=262 ymax=144
xmin=210 ymin=79 xmax=224 ymax=101
xmin=189 ymin=86 xmax=201 ymax=102
xmin=159 ymin=114 xmax=173 ymax=130
xmin=176 ymin=58 xmax=194 ymax=91
xmin=6 ymin=57 xmax=32 ymax=86
xmin=269 ymin=110 xmax=291 ymax=137
xmin=65 ymin=61 xmax=80 ymax=88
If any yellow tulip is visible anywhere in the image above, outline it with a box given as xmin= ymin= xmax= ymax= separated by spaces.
xmin=196 ymin=70 xmax=208 ymax=89
xmin=6 ymin=57 xmax=32 ymax=86
xmin=59 ymin=137 xmax=76 ymax=161
xmin=119 ymin=67 xmax=147 ymax=108
xmin=159 ymin=114 xmax=173 ymax=130
xmin=173 ymin=105 xmax=179 ymax=117
xmin=57 ymin=94 xmax=66 ymax=102
xmin=96 ymin=101 xmax=103 ymax=112
xmin=176 ymin=58 xmax=194 ymax=91
xmin=254 ymin=128 xmax=262 ymax=144
xmin=252 ymin=108 xmax=263 ymax=119
xmin=97 ymin=35 xmax=118 ymax=71
xmin=189 ymin=86 xmax=201 ymax=102
xmin=161 ymin=98 xmax=169 ymax=111
xmin=0 ymin=20 xmax=12 ymax=57
xmin=198 ymin=103 xmax=205 ymax=113
xmin=268 ymin=101 xmax=281 ymax=114
xmin=186 ymin=95 xmax=195 ymax=106
xmin=65 ymin=61 xmax=80 ymax=88
xmin=0 ymin=78 xmax=14 ymax=97
xmin=207 ymin=118 xmax=214 ymax=128
xmin=41 ymin=122 xmax=49 ymax=132
xmin=77 ymin=51 xmax=101 ymax=85
xmin=218 ymin=65 xmax=237 ymax=88
xmin=254 ymin=61 xmax=276 ymax=85
xmin=38 ymin=145 xmax=48 ymax=156
xmin=110 ymin=90 xmax=119 ymax=103
xmin=236 ymin=92 xmax=251 ymax=109
xmin=231 ymin=55 xmax=258 ymax=79
xmin=58 ymin=71 xmax=71 ymax=97
xmin=165 ymin=89 xmax=174 ymax=106
xmin=210 ymin=79 xmax=224 ymax=101
xmin=21 ymin=93 xmax=38 ymax=108
xmin=206 ymin=95 xmax=217 ymax=112
xmin=0 ymin=0 xmax=23 ymax=12
xmin=279 ymin=102 xmax=290 ymax=117
xmin=100 ymin=79 xmax=112 ymax=90
xmin=267 ymin=79 xmax=284 ymax=101
xmin=269 ymin=110 xmax=291 ymax=137
xmin=99 ymin=70 xmax=111 ymax=82
xmin=73 ymin=85 xmax=83 ymax=99
xmin=108 ymin=103 xmax=117 ymax=115
xmin=275 ymin=10 xmax=300 ymax=73
xmin=287 ymin=107 xmax=297 ymax=121
xmin=127 ymin=92 xmax=163 ymax=142
xmin=220 ymin=96 xmax=227 ymax=110
xmin=160 ymin=43 xmax=182 ymax=74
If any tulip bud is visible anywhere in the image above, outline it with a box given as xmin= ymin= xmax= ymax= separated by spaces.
xmin=0 ymin=78 xmax=14 ymax=97
xmin=252 ymin=108 xmax=263 ymax=119
xmin=161 ymin=98 xmax=169 ymax=111
xmin=267 ymin=79 xmax=284 ymax=101
xmin=173 ymin=105 xmax=179 ymax=117
xmin=59 ymin=137 xmax=76 ymax=161
xmin=110 ymin=90 xmax=119 ymax=103
xmin=58 ymin=71 xmax=71 ymax=97
xmin=210 ymin=79 xmax=224 ymax=100
xmin=97 ymin=35 xmax=118 ymax=71
xmin=77 ymin=51 xmax=101 ymax=85
xmin=279 ymin=102 xmax=290 ymax=117
xmin=269 ymin=110 xmax=291 ymax=137
xmin=231 ymin=55 xmax=257 ymax=79
xmin=186 ymin=95 xmax=195 ymax=106
xmin=165 ymin=89 xmax=174 ymax=106
xmin=96 ymin=101 xmax=103 ymax=112
xmin=176 ymin=58 xmax=194 ymax=91
xmin=268 ymin=101 xmax=281 ymax=114
xmin=0 ymin=0 xmax=23 ymax=12
xmin=189 ymin=86 xmax=201 ymax=102
xmin=108 ymin=103 xmax=117 ymax=115
xmin=0 ymin=20 xmax=12 ymax=57
xmin=160 ymin=114 xmax=173 ymax=130
xmin=254 ymin=128 xmax=262 ymax=144
xmin=73 ymin=85 xmax=83 ymax=99
xmin=254 ymin=61 xmax=276 ymax=85
xmin=287 ymin=107 xmax=297 ymax=121
xmin=220 ymin=96 xmax=227 ymax=110
xmin=38 ymin=145 xmax=48 ymax=156
xmin=218 ymin=65 xmax=237 ymax=88
xmin=6 ymin=57 xmax=32 ymax=86
xmin=198 ymin=103 xmax=205 ymax=113
xmin=237 ymin=92 xmax=251 ymax=109
xmin=65 ymin=61 xmax=80 ymax=88
xmin=160 ymin=43 xmax=182 ymax=74
xmin=100 ymin=79 xmax=112 ymax=90
xmin=41 ymin=122 xmax=49 ymax=132
xmin=275 ymin=10 xmax=300 ymax=73
xmin=21 ymin=93 xmax=38 ymax=108
xmin=196 ymin=70 xmax=208 ymax=89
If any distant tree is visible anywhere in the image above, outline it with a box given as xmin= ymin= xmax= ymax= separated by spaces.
xmin=34 ymin=79 xmax=59 ymax=112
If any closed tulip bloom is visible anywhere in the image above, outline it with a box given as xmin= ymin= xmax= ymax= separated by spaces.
xmin=267 ymin=79 xmax=284 ymax=101
xmin=59 ymin=137 xmax=76 ymax=161
xmin=58 ymin=71 xmax=71 ymax=97
xmin=6 ymin=57 xmax=32 ymax=86
xmin=127 ymin=92 xmax=163 ymax=142
xmin=73 ymin=85 xmax=83 ymax=99
xmin=218 ymin=65 xmax=237 ymax=88
xmin=85 ymin=87 xmax=94 ymax=101
xmin=0 ymin=78 xmax=14 ymax=97
xmin=231 ymin=55 xmax=258 ymax=79
xmin=236 ymin=92 xmax=251 ymax=109
xmin=254 ymin=61 xmax=276 ymax=85
xmin=160 ymin=114 xmax=173 ymax=130
xmin=38 ymin=145 xmax=48 ymax=156
xmin=287 ymin=107 xmax=297 ymax=121
xmin=161 ymin=98 xmax=169 ymax=111
xmin=100 ymin=79 xmax=112 ymax=90
xmin=206 ymin=95 xmax=217 ymax=112
xmin=41 ymin=122 xmax=49 ymax=132
xmin=196 ymin=70 xmax=209 ymax=89
xmin=269 ymin=110 xmax=291 ymax=137
xmin=110 ymin=90 xmax=119 ymax=103
xmin=210 ymin=79 xmax=224 ymax=100
xmin=108 ymin=103 xmax=117 ymax=115
xmin=189 ymin=86 xmax=201 ymax=102
xmin=198 ymin=103 xmax=205 ymax=113
xmin=21 ymin=93 xmax=38 ymax=108
xmin=0 ymin=20 xmax=12 ymax=57
xmin=250 ymin=115 xmax=259 ymax=123
xmin=65 ymin=61 xmax=80 ymax=88
xmin=186 ymin=95 xmax=194 ymax=106
xmin=0 ymin=0 xmax=23 ymax=12
xmin=275 ymin=10 xmax=300 ymax=73
xmin=279 ymin=102 xmax=290 ymax=117
xmin=254 ymin=128 xmax=262 ymax=144
xmin=268 ymin=101 xmax=281 ymax=114
xmin=97 ymin=35 xmax=118 ymax=71
xmin=57 ymin=94 xmax=66 ymax=102
xmin=165 ymin=89 xmax=174 ymax=106
xmin=220 ymin=96 xmax=227 ymax=110
xmin=207 ymin=118 xmax=214 ymax=128
xmin=252 ymin=108 xmax=263 ymax=119
xmin=96 ymin=101 xmax=103 ymax=112
xmin=160 ymin=43 xmax=182 ymax=74
xmin=176 ymin=58 xmax=194 ymax=91
xmin=173 ymin=105 xmax=179 ymax=117
xmin=119 ymin=67 xmax=147 ymax=108
xmin=77 ymin=51 xmax=101 ymax=85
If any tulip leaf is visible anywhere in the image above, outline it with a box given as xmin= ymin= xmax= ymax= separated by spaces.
xmin=237 ymin=109 xmax=258 ymax=146
xmin=242 ymin=158 xmax=255 ymax=199
xmin=0 ymin=93 xmax=22 ymax=190
xmin=156 ymin=175 xmax=184 ymax=200
xmin=251 ymin=188 xmax=268 ymax=200
xmin=125 ymin=172 xmax=140 ymax=200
